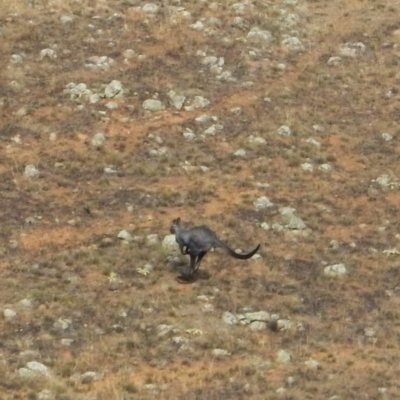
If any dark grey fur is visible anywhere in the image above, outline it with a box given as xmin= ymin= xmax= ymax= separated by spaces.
xmin=170 ymin=217 xmax=260 ymax=279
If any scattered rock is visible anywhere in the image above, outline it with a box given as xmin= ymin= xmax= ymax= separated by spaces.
xmin=276 ymin=349 xmax=292 ymax=363
xmin=381 ymin=133 xmax=393 ymax=141
xmin=304 ymin=358 xmax=320 ymax=369
xmin=339 ymin=42 xmax=366 ymax=57
xmin=279 ymin=207 xmax=306 ymax=230
xmin=184 ymin=96 xmax=210 ymax=111
xmin=364 ymin=328 xmax=376 ymax=337
xmin=183 ymin=130 xmax=196 ymax=140
xmin=18 ymin=299 xmax=32 ymax=308
xmin=167 ymin=90 xmax=186 ymax=110
xmin=249 ymin=321 xmax=267 ymax=331
xmin=117 ymin=230 xmax=133 ymax=241
xmin=40 ymin=48 xmax=56 ymax=60
xmin=11 ymin=54 xmax=24 ymax=63
xmin=4 ymin=309 xmax=16 ymax=320
xmin=60 ymin=15 xmax=74 ymax=24
xmin=18 ymin=361 xmax=50 ymax=378
xmin=247 ymin=27 xmax=273 ymax=44
xmin=204 ymin=124 xmax=223 ymax=135
xmin=282 ymin=36 xmax=304 ymax=51
xmin=162 ymin=234 xmax=180 ymax=254
xmin=157 ymin=324 xmax=175 ymax=337
xmin=277 ymin=125 xmax=291 ymax=136
xmin=146 ymin=234 xmax=159 ymax=246
xmin=15 ymin=107 xmax=27 ymax=117
xmin=81 ymin=371 xmax=98 ymax=383
xmin=222 ymin=311 xmax=240 ymax=325
xmin=90 ymin=132 xmax=105 ymax=148
xmin=234 ymin=149 xmax=246 ymax=157
xmin=24 ymin=164 xmax=39 ymax=178
xmin=85 ymin=55 xmax=114 ymax=70
xmin=324 ymin=263 xmax=348 ymax=277
xmin=254 ymin=196 xmax=273 ymax=210
xmin=104 ymin=80 xmax=123 ymax=98
xmin=327 ymin=56 xmax=342 ymax=66
xmin=142 ymin=99 xmax=164 ymax=111
xmin=248 ymin=135 xmax=267 ymax=145
xmin=301 ymin=162 xmax=314 ymax=172
xmin=142 ymin=3 xmax=159 ymax=13
xmin=212 ymin=348 xmax=231 ymax=358
xmin=37 ymin=389 xmax=52 ymax=400
xmin=319 ymin=163 xmax=333 ymax=172
xmin=105 ymin=101 xmax=118 ymax=109
xmin=53 ymin=318 xmax=71 ymax=330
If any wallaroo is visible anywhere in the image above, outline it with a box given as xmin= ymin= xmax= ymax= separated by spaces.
xmin=170 ymin=217 xmax=260 ymax=282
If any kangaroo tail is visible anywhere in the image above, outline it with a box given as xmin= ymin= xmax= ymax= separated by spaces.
xmin=216 ymin=239 xmax=260 ymax=260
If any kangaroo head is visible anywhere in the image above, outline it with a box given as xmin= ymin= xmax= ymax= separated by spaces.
xmin=170 ymin=217 xmax=181 ymax=234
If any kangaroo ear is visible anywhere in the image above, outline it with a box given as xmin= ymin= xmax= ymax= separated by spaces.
xmin=176 ymin=217 xmax=181 ymax=224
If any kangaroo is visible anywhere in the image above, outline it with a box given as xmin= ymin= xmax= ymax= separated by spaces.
xmin=170 ymin=217 xmax=260 ymax=281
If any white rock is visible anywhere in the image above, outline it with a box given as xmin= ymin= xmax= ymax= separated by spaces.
xmin=305 ymin=137 xmax=321 ymax=147
xmin=260 ymin=222 xmax=270 ymax=230
xmin=142 ymin=99 xmax=164 ymax=111
xmin=319 ymin=163 xmax=333 ymax=172
xmin=324 ymin=263 xmax=347 ymax=277
xmin=60 ymin=15 xmax=74 ymax=23
xmin=162 ymin=234 xmax=180 ymax=254
xmin=142 ymin=3 xmax=159 ymax=13
xmin=18 ymin=299 xmax=32 ymax=308
xmin=244 ymin=311 xmax=271 ymax=321
xmin=277 ymin=125 xmax=291 ymax=136
xmin=381 ymin=133 xmax=393 ymax=141
xmin=364 ymin=328 xmax=376 ymax=337
xmin=81 ymin=371 xmax=98 ymax=383
xmin=167 ymin=90 xmax=186 ymax=110
xmin=247 ymin=27 xmax=273 ymax=44
xmin=304 ymin=358 xmax=320 ymax=369
xmin=282 ymin=36 xmax=304 ymax=51
xmin=250 ymin=321 xmax=267 ymax=331
xmin=183 ymin=130 xmax=196 ymax=140
xmin=313 ymin=124 xmax=325 ymax=133
xmin=185 ymin=96 xmax=210 ymax=110
xmin=327 ymin=56 xmax=342 ymax=66
xmin=26 ymin=361 xmax=49 ymax=376
xmin=117 ymin=230 xmax=133 ymax=241
xmin=53 ymin=318 xmax=71 ymax=330
xmin=202 ymin=56 xmax=218 ymax=65
xmin=104 ymin=80 xmax=123 ymax=98
xmin=204 ymin=124 xmax=223 ymax=135
xmin=339 ymin=42 xmax=366 ymax=57
xmin=222 ymin=311 xmax=239 ymax=325
xmin=190 ymin=21 xmax=204 ymax=30
xmin=61 ymin=339 xmax=74 ymax=346
xmin=234 ymin=149 xmax=246 ymax=157
xmin=40 ymin=48 xmax=56 ymax=59
xmin=105 ymin=101 xmax=118 ymax=109
xmin=146 ymin=234 xmax=159 ymax=245
xmin=24 ymin=164 xmax=39 ymax=178
xmin=11 ymin=54 xmax=24 ymax=63
xmin=301 ymin=162 xmax=314 ymax=172
xmin=38 ymin=389 xmax=52 ymax=400
xmin=212 ymin=349 xmax=231 ymax=358
xmin=249 ymin=136 xmax=267 ymax=145
xmin=91 ymin=132 xmax=105 ymax=148
xmin=4 ymin=309 xmax=16 ymax=320
xmin=254 ymin=196 xmax=273 ymax=210
xmin=279 ymin=207 xmax=306 ymax=230
xmin=276 ymin=349 xmax=292 ymax=363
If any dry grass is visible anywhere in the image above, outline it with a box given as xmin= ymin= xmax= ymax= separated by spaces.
xmin=0 ymin=0 xmax=400 ymax=398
